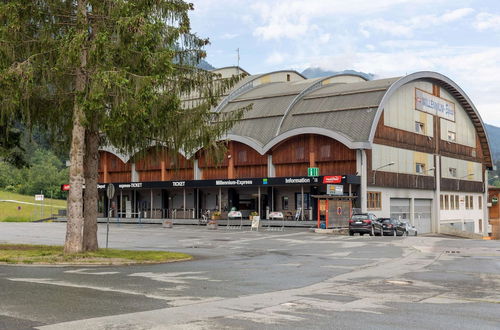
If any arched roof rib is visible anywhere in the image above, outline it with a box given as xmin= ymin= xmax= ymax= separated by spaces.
xmin=370 ymin=71 xmax=493 ymax=169
xmin=103 ymin=71 xmax=492 ymax=169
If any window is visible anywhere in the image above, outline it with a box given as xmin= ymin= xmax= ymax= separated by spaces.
xmin=415 ymin=121 xmax=425 ymax=134
xmin=440 ymin=195 xmax=444 ymax=210
xmin=450 ymin=195 xmax=455 ymax=210
xmin=286 ymin=74 xmax=291 ymax=81
xmin=295 ymin=193 xmax=311 ymax=210
xmin=295 ymin=146 xmax=305 ymax=161
xmin=238 ymin=150 xmax=247 ymax=162
xmin=478 ymin=196 xmax=482 ymax=209
xmin=470 ymin=195 xmax=474 ymax=209
xmin=416 ymin=163 xmax=425 ymax=174
xmin=320 ymin=145 xmax=331 ymax=158
xmin=447 ymin=131 xmax=456 ymax=142
xmin=449 ymin=168 xmax=457 ymax=178
xmin=367 ymin=191 xmax=382 ymax=210
xmin=281 ymin=196 xmax=289 ymax=210
xmin=445 ymin=195 xmax=449 ymax=210
xmin=455 ymin=195 xmax=459 ymax=209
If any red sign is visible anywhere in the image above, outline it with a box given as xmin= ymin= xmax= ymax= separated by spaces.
xmin=61 ymin=184 xmax=70 ymax=191
xmin=323 ymin=176 xmax=342 ymax=184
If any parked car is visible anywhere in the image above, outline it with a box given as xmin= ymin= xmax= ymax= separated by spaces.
xmin=349 ymin=213 xmax=382 ymax=236
xmin=401 ymin=222 xmax=418 ymax=236
xmin=378 ymin=218 xmax=406 ymax=236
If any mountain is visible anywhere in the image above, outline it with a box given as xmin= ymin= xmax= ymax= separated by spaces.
xmin=301 ymin=67 xmax=375 ymax=80
xmin=485 ymin=124 xmax=500 ymax=162
xmin=197 ymin=59 xmax=216 ymax=71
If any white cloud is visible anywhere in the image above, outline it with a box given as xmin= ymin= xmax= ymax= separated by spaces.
xmin=360 ymin=7 xmax=474 ymax=37
xmin=220 ymin=33 xmax=239 ymax=40
xmin=474 ymin=12 xmax=500 ymax=31
xmin=266 ymin=51 xmax=286 ymax=65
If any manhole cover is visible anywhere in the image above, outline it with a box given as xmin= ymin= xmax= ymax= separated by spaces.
xmin=385 ymin=280 xmax=413 ymax=285
xmin=445 ymin=250 xmax=461 ymax=254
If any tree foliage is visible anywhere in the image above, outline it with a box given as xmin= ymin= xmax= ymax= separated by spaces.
xmin=1 ymin=1 xmax=246 ymax=253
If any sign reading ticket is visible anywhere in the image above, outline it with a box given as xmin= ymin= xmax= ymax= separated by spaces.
xmin=415 ymin=88 xmax=455 ymax=121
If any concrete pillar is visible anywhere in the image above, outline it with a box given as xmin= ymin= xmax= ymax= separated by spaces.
xmin=218 ymin=187 xmax=222 ymax=212
xmin=258 ymin=186 xmax=261 ymax=217
xmin=484 ymin=169 xmax=489 ymax=237
xmin=194 ymin=159 xmax=201 ymax=180
xmin=267 ymin=155 xmax=275 ymax=177
xmin=301 ymin=185 xmax=304 ymax=221
xmin=410 ymin=197 xmax=415 ymax=226
xmin=131 ymin=163 xmax=139 ymax=182
xmin=433 ymin=156 xmax=441 ymax=233
xmin=360 ymin=149 xmax=368 ymax=213
xmin=228 ymin=142 xmax=235 ymax=179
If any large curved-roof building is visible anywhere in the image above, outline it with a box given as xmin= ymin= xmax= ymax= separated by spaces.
xmin=98 ymin=67 xmax=493 ymax=236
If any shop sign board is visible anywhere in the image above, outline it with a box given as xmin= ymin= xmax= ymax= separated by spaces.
xmin=95 ymin=174 xmax=361 ymax=189
xmin=327 ymin=184 xmax=344 ymax=196
xmin=60 ymin=184 xmax=70 ymax=191
xmin=323 ymin=176 xmax=343 ymax=184
xmin=415 ymin=88 xmax=455 ymax=121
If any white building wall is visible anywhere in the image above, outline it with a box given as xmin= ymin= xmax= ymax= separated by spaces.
xmin=372 ymin=144 xmax=435 ymax=176
xmin=366 ymin=187 xmax=434 ymax=220
xmin=439 ymin=191 xmax=484 ymax=233
xmin=441 ymin=156 xmax=482 ymax=181
xmin=384 ymin=81 xmax=434 ymax=137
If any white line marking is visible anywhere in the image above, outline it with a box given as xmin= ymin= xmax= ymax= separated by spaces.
xmin=64 ymin=269 xmax=120 ymax=275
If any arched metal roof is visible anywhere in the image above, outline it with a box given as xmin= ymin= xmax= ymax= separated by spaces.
xmin=369 ymin=71 xmax=493 ymax=168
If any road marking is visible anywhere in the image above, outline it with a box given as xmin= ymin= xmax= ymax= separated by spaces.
xmin=64 ymin=269 xmax=120 ymax=275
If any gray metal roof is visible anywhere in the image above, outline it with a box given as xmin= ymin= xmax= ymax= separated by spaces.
xmin=219 ymin=76 xmax=399 ymax=150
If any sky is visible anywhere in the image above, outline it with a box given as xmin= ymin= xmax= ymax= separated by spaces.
xmin=189 ymin=0 xmax=500 ymax=127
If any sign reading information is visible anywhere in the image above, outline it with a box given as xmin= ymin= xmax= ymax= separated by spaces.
xmin=415 ymin=88 xmax=455 ymax=121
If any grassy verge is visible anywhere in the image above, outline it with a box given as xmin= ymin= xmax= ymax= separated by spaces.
xmin=0 ymin=244 xmax=192 ymax=265
xmin=0 ymin=190 xmax=67 ymax=222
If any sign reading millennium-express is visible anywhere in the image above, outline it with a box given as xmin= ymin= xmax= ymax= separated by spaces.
xmin=415 ymin=88 xmax=455 ymax=121
xmin=96 ymin=175 xmax=360 ymax=190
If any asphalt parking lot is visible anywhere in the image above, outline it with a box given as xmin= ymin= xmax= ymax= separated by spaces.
xmin=0 ymin=222 xmax=499 ymax=329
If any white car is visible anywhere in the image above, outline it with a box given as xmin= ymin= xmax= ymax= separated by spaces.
xmin=402 ymin=222 xmax=418 ymax=236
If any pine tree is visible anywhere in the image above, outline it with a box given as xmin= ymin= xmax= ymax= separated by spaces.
xmin=1 ymin=1 xmax=245 ymax=253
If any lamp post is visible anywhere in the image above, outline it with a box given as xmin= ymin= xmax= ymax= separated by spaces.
xmin=372 ymin=162 xmax=395 ymax=185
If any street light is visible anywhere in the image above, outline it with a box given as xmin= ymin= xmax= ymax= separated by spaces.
xmin=372 ymin=162 xmax=395 ymax=185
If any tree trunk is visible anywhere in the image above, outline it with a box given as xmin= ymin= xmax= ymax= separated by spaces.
xmin=83 ymin=128 xmax=99 ymax=251
xmin=64 ymin=0 xmax=88 ymax=254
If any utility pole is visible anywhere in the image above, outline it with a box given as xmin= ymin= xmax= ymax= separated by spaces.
xmin=236 ymin=48 xmax=240 ymax=74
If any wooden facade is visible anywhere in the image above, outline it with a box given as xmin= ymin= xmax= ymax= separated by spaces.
xmin=98 ymin=151 xmax=131 ymax=183
xmin=366 ymin=150 xmax=436 ymax=190
xmin=97 ymin=134 xmax=358 ymax=183
xmin=374 ymin=113 xmax=435 ymax=153
xmin=272 ymin=134 xmax=357 ymax=177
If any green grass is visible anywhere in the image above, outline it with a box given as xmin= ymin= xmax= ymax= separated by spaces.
xmin=0 ymin=244 xmax=192 ymax=265
xmin=0 ymin=190 xmax=66 ymax=222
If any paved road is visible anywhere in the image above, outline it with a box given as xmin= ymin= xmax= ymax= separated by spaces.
xmin=0 ymin=223 xmax=499 ymax=329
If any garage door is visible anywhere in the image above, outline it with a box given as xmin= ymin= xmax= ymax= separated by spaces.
xmin=390 ymin=198 xmax=410 ymax=223
xmin=414 ymin=199 xmax=432 ymax=234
